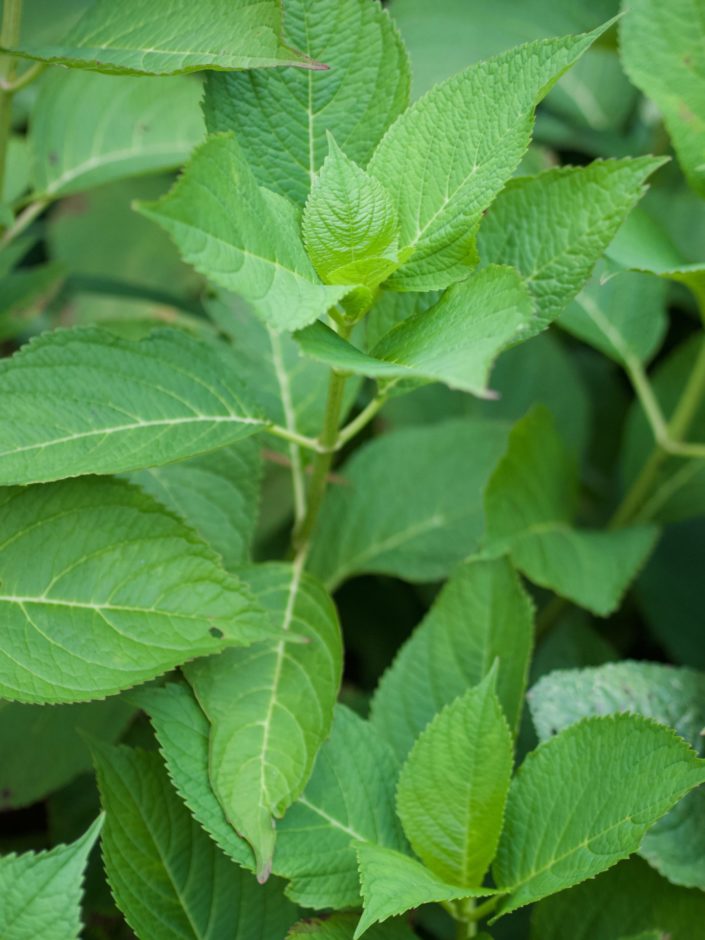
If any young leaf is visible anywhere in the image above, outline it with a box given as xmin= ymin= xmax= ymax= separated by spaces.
xmin=302 ymin=136 xmax=400 ymax=290
xmin=1 ymin=0 xmax=313 ymax=75
xmin=288 ymin=914 xmax=417 ymax=939
xmin=308 ymin=418 xmax=510 ymax=589
xmin=204 ymin=0 xmax=410 ymax=205
xmin=620 ymin=0 xmax=705 ymax=197
xmin=0 ymin=327 xmax=267 ymax=486
xmin=94 ymin=744 xmax=298 ymax=939
xmin=295 ymin=265 xmax=536 ymax=398
xmin=185 ymin=562 xmax=342 ymax=880
xmin=0 ymin=477 xmax=266 ymax=703
xmin=129 ymin=437 xmax=262 ymax=569
xmin=29 ymin=71 xmax=204 ymax=199
xmin=371 ymin=558 xmax=533 ymax=761
xmin=139 ymin=135 xmax=348 ymax=331
xmin=531 ymin=857 xmax=705 ymax=940
xmin=0 ymin=697 xmax=133 ymax=810
xmin=274 ymin=705 xmax=407 ymax=910
xmin=354 ymin=844 xmax=496 ymax=938
xmin=478 ymin=158 xmax=666 ymax=326
xmin=0 ymin=815 xmax=102 ymax=940
xmin=493 ymin=715 xmax=705 ymax=917
xmin=367 ymin=25 xmax=610 ymax=291
xmin=396 ymin=670 xmax=513 ymax=888
xmin=484 ymin=407 xmax=658 ymax=615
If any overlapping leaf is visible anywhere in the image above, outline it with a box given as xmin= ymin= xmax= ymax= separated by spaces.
xmin=289 ymin=914 xmax=417 ymax=939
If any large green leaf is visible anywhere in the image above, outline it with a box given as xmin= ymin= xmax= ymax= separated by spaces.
xmin=371 ymin=558 xmax=533 ymax=761
xmin=493 ymin=715 xmax=705 ymax=917
xmin=203 ymin=0 xmax=410 ymax=205
xmin=620 ymin=0 xmax=705 ymax=197
xmin=0 ymin=816 xmax=102 ymax=940
xmin=484 ymin=407 xmax=658 ymax=615
xmin=0 ymin=327 xmax=266 ymax=485
xmin=289 ymin=914 xmax=417 ymax=939
xmin=94 ymin=744 xmax=298 ymax=939
xmin=478 ymin=158 xmax=666 ymax=326
xmin=140 ymin=135 xmax=348 ymax=331
xmin=129 ymin=438 xmax=262 ymax=569
xmin=185 ymin=562 xmax=342 ymax=879
xmin=354 ymin=844 xmax=495 ymax=938
xmin=531 ymin=858 xmax=705 ymax=940
xmin=0 ymin=477 xmax=266 ymax=703
xmin=0 ymin=697 xmax=132 ymax=810
xmin=396 ymin=671 xmax=513 ymax=887
xmin=1 ymin=0 xmax=312 ymax=74
xmin=308 ymin=419 xmax=510 ymax=589
xmin=529 ymin=661 xmax=705 ymax=890
xmin=29 ymin=71 xmax=204 ymax=199
xmin=367 ymin=25 xmax=609 ymax=291
xmin=296 ymin=266 xmax=536 ymax=398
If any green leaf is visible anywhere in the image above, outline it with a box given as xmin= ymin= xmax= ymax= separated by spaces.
xmin=484 ymin=407 xmax=658 ymax=615
xmin=0 ymin=477 xmax=266 ymax=703
xmin=396 ymin=670 xmax=513 ymax=888
xmin=0 ymin=816 xmax=102 ymax=940
xmin=367 ymin=25 xmax=610 ymax=291
xmin=0 ymin=697 xmax=133 ymax=810
xmin=94 ymin=744 xmax=298 ymax=939
xmin=0 ymin=327 xmax=266 ymax=485
xmin=478 ymin=158 xmax=666 ymax=326
xmin=620 ymin=0 xmax=705 ymax=197
xmin=493 ymin=715 xmax=705 ymax=917
xmin=139 ymin=135 xmax=348 ymax=331
xmin=559 ymin=261 xmax=668 ymax=366
xmin=185 ymin=562 xmax=342 ymax=879
xmin=529 ymin=661 xmax=705 ymax=891
xmin=308 ymin=418 xmax=510 ymax=590
xmin=0 ymin=263 xmax=64 ymax=341
xmin=354 ymin=844 xmax=496 ymax=938
xmin=203 ymin=0 xmax=410 ymax=205
xmin=302 ymin=136 xmax=400 ymax=290
xmin=371 ymin=558 xmax=533 ymax=761
xmin=288 ymin=914 xmax=417 ymax=939
xmin=129 ymin=438 xmax=262 ymax=569
xmin=29 ymin=71 xmax=204 ymax=199
xmin=531 ymin=857 xmax=705 ymax=940
xmin=1 ymin=0 xmax=313 ymax=75
xmin=274 ymin=705 xmax=407 ymax=910
xmin=296 ymin=266 xmax=536 ymax=398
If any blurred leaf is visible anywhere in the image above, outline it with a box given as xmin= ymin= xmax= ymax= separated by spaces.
xmin=288 ymin=914 xmax=417 ymax=939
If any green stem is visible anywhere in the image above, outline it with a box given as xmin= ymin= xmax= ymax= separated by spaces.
xmin=0 ymin=0 xmax=22 ymax=204
xmin=469 ymin=895 xmax=499 ymax=923
xmin=0 ymin=197 xmax=46 ymax=246
xmin=335 ymin=390 xmax=387 ymax=450
xmin=1 ymin=59 xmax=43 ymax=93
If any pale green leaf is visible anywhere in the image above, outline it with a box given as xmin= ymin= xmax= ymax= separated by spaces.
xmin=0 ymin=262 xmax=64 ymax=341
xmin=2 ymin=0 xmax=312 ymax=74
xmin=139 ymin=135 xmax=348 ymax=331
xmin=296 ymin=266 xmax=536 ymax=398
xmin=308 ymin=419 xmax=510 ymax=590
xmin=493 ymin=715 xmax=705 ymax=917
xmin=354 ymin=844 xmax=496 ymax=938
xmin=185 ymin=562 xmax=342 ymax=878
xmin=288 ymin=913 xmax=417 ymax=940
xmin=371 ymin=558 xmax=533 ymax=761
xmin=29 ymin=70 xmax=204 ymax=199
xmin=0 ymin=477 xmax=267 ymax=703
xmin=559 ymin=260 xmax=668 ymax=366
xmin=484 ymin=407 xmax=658 ymax=615
xmin=0 ymin=697 xmax=133 ymax=810
xmin=0 ymin=327 xmax=266 ymax=486
xmin=478 ymin=158 xmax=666 ymax=326
xmin=368 ymin=25 xmax=609 ymax=291
xmin=397 ymin=670 xmax=513 ymax=888
xmin=365 ymin=289 xmax=440 ymax=350
xmin=529 ymin=661 xmax=705 ymax=891
xmin=129 ymin=437 xmax=262 ymax=568
xmin=531 ymin=857 xmax=705 ymax=940
xmin=94 ymin=744 xmax=298 ymax=939
xmin=620 ymin=0 xmax=705 ymax=197
xmin=302 ymin=137 xmax=399 ymax=289
xmin=203 ymin=0 xmax=410 ymax=205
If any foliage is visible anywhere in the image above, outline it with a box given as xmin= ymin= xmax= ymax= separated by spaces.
xmin=1 ymin=1 xmax=704 ymax=939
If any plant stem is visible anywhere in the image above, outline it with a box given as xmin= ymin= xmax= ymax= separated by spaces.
xmin=0 ymin=197 xmax=47 ymax=246
xmin=0 ymin=0 xmax=22 ymax=204
xmin=335 ymin=391 xmax=387 ymax=450
xmin=1 ymin=59 xmax=43 ymax=93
